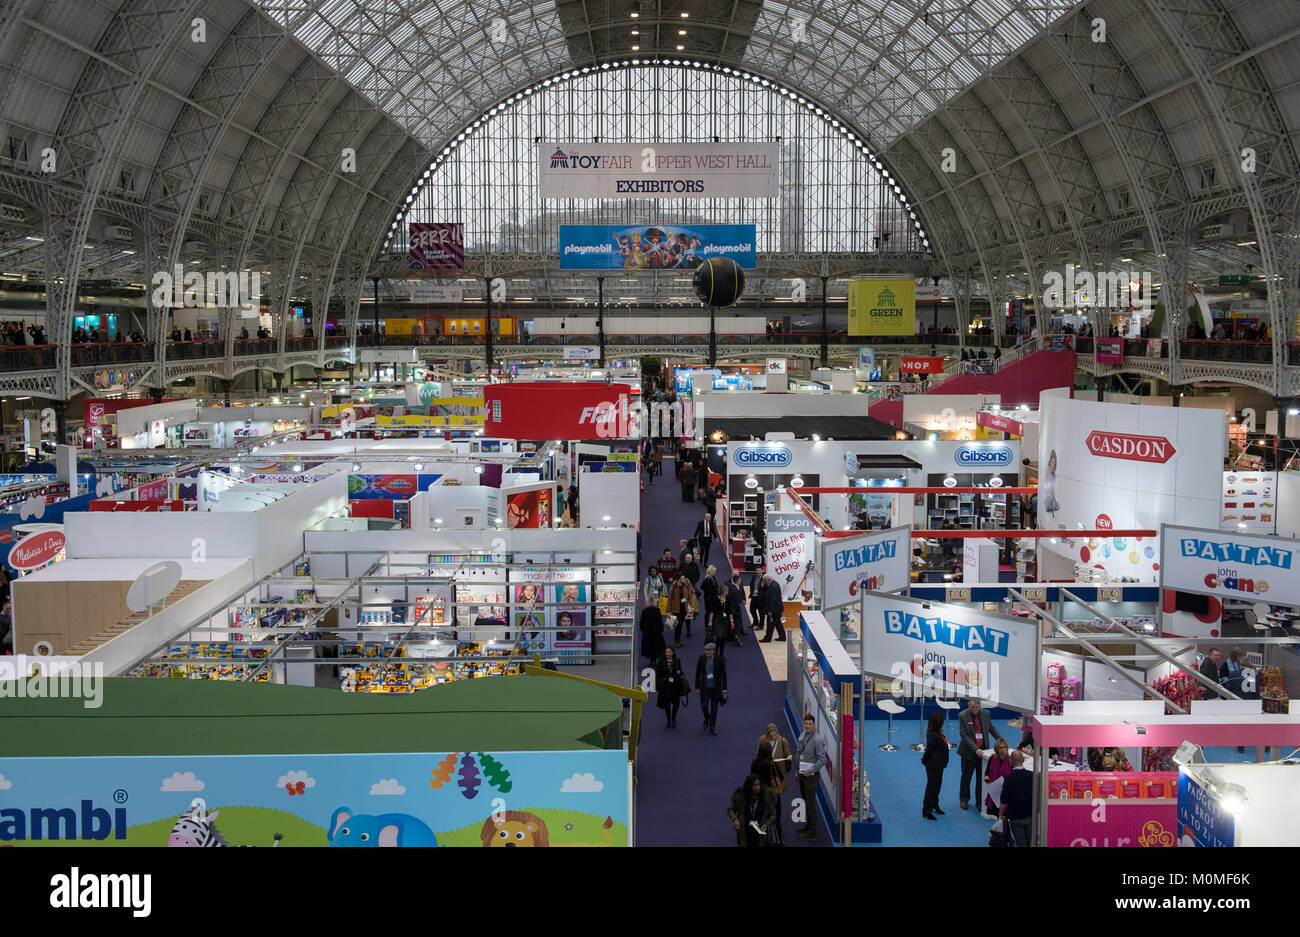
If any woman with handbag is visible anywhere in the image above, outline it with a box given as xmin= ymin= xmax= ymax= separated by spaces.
xmin=666 ymin=572 xmax=697 ymax=647
xmin=643 ymin=566 xmax=666 ymax=610
xmin=757 ymin=723 xmax=792 ymax=796
xmin=703 ymin=583 xmax=728 ymax=655
xmin=654 ymin=645 xmax=687 ymax=728
xmin=983 ymin=738 xmax=1013 ymax=814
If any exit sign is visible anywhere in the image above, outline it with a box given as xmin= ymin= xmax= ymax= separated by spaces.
xmin=1219 ymin=275 xmax=1251 ymax=284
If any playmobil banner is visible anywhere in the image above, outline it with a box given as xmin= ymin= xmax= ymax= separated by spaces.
xmin=0 ymin=749 xmax=629 ymax=846
xmin=860 ymin=591 xmax=1039 ymax=711
xmin=540 ymin=142 xmax=778 ymax=199
xmin=819 ymin=527 xmax=911 ymax=611
xmin=1159 ymin=523 xmax=1300 ymax=608
xmin=558 ymin=224 xmax=756 ymax=270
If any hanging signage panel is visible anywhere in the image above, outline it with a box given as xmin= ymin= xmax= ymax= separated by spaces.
xmin=484 ymin=382 xmax=636 ymax=440
xmin=818 ymin=527 xmax=911 ymax=611
xmin=1158 ymin=523 xmax=1300 ymax=607
xmin=539 ymin=142 xmax=778 ymax=199
xmin=558 ymin=224 xmax=756 ymax=270
xmin=407 ymin=223 xmax=464 ymax=270
xmin=847 ymin=278 xmax=916 ymax=336
xmin=859 ymin=590 xmax=1039 ymax=712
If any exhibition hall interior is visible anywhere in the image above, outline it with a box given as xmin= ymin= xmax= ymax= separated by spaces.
xmin=2 ymin=0 xmax=1300 ymax=864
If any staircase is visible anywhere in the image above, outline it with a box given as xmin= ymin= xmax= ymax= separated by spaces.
xmin=63 ymin=580 xmax=207 ymax=657
xmin=868 ymin=341 xmax=1076 ymax=428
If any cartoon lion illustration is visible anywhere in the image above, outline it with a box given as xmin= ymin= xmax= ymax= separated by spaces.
xmin=481 ymin=811 xmax=550 ymax=847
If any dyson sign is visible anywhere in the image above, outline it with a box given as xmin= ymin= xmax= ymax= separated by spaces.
xmin=954 ymin=446 xmax=1013 ymax=468
xmin=733 ymin=446 xmax=792 ymax=469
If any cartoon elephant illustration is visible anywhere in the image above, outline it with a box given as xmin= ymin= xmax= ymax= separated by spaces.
xmin=327 ymin=808 xmax=440 ymax=847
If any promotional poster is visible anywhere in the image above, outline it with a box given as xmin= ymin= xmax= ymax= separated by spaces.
xmin=1037 ymin=396 xmax=1223 ymax=582
xmin=558 ymin=224 xmax=756 ymax=270
xmin=847 ymin=278 xmax=916 ymax=336
xmin=407 ymin=223 xmax=465 ymax=269
xmin=0 ymin=750 xmax=628 ymax=846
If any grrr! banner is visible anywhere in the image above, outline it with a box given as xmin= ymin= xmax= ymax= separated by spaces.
xmin=539 ymin=142 xmax=778 ymax=199
xmin=847 ymin=278 xmax=917 ymax=336
xmin=408 ymin=223 xmax=465 ymax=270
xmin=559 ymin=224 xmax=756 ymax=270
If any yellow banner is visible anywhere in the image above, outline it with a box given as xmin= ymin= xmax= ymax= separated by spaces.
xmin=848 ymin=278 xmax=916 ymax=336
xmin=377 ymin=414 xmax=482 ymax=428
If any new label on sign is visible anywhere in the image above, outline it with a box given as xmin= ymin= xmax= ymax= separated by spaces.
xmin=8 ymin=529 xmax=66 ymax=570
xmin=733 ymin=446 xmax=792 ymax=469
xmin=1086 ymin=431 xmax=1175 ymax=463
xmin=819 ymin=527 xmax=911 ymax=611
xmin=954 ymin=445 xmax=1014 ymax=467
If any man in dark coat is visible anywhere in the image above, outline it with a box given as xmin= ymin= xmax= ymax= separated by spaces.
xmin=759 ymin=573 xmax=786 ymax=642
xmin=639 ymin=604 xmax=666 ymax=663
xmin=695 ymin=643 xmax=728 ymax=735
xmin=681 ymin=462 xmax=697 ymax=502
xmin=694 ymin=512 xmax=715 ymax=565
xmin=957 ymin=698 xmax=1004 ymax=810
xmin=725 ymin=572 xmax=746 ymax=643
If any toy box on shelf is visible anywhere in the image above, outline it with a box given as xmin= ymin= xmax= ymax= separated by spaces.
xmin=125 ymin=643 xmax=272 ymax=681
xmin=1149 ymin=671 xmax=1204 ymax=711
xmin=1260 ymin=666 xmax=1289 ymax=714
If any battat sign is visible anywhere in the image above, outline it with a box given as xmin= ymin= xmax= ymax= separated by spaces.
xmin=1085 ymin=431 xmax=1175 ymax=463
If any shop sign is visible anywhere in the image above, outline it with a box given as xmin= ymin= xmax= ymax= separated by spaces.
xmin=1085 ymin=431 xmax=1175 ymax=464
xmin=563 ymin=346 xmax=600 ymax=361
xmin=766 ymin=358 xmax=786 ymax=374
xmin=819 ymin=527 xmax=911 ymax=611
xmin=1020 ymin=587 xmax=1046 ymax=602
xmin=1159 ymin=523 xmax=1300 ymax=607
xmin=733 ymin=445 xmax=791 ymax=469
xmin=899 ymin=356 xmax=945 ymax=375
xmin=954 ymin=445 xmax=1013 ymax=467
xmin=987 ymin=476 xmax=1004 ymax=488
xmin=1095 ymin=337 xmax=1124 ymax=365
xmin=946 ymin=587 xmax=972 ymax=602
xmin=743 ymin=477 xmax=759 ymax=489
xmin=977 ymin=411 xmax=1024 ymax=436
xmin=1096 ymin=513 xmax=1113 ymax=530
xmin=8 ymin=529 xmax=66 ymax=570
xmin=1098 ymin=587 xmax=1123 ymax=602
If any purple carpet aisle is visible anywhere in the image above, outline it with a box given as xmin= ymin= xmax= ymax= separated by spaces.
xmin=633 ymin=456 xmax=831 ymax=847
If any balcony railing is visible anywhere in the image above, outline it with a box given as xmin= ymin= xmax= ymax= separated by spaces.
xmin=1179 ymin=339 xmax=1272 ymax=364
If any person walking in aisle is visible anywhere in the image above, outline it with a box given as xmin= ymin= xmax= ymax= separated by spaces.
xmin=700 ymin=563 xmax=719 ymax=613
xmin=654 ymin=645 xmax=687 ymax=728
xmin=794 ymin=713 xmax=828 ymax=839
xmin=757 ymin=723 xmax=792 ymax=798
xmin=957 ymin=698 xmax=1004 ymax=810
xmin=695 ymin=643 xmax=727 ymax=735
xmin=656 ymin=548 xmax=678 ymax=582
xmin=694 ymin=512 xmax=715 ymax=564
xmin=747 ymin=574 xmax=764 ymax=637
xmin=725 ymin=573 xmax=746 ymax=645
xmin=666 ymin=571 xmax=697 ymax=646
xmin=921 ymin=711 xmax=949 ymax=820
xmin=760 ymin=573 xmax=786 ymax=642
xmin=998 ymin=751 xmax=1034 ymax=846
xmin=679 ymin=550 xmax=700 ymax=594
xmin=567 ymin=483 xmax=579 ymax=525
xmin=643 ymin=565 xmax=666 ymax=610
xmin=703 ymin=582 xmax=728 ymax=656
xmin=555 ymin=484 xmax=565 ymax=522
xmin=639 ymin=602 xmax=666 ymax=666
xmin=728 ymin=773 xmax=777 ymax=847
xmin=681 ymin=461 xmax=697 ymax=502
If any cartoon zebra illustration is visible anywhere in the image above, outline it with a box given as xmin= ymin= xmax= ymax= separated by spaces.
xmin=168 ymin=799 xmax=282 ymax=847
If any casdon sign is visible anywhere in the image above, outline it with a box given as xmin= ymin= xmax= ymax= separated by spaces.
xmin=733 ymin=446 xmax=792 ymax=469
xmin=954 ymin=446 xmax=1013 ymax=467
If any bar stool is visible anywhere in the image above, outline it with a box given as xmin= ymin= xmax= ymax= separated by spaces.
xmin=877 ymin=699 xmax=906 ymax=751
xmin=910 ymin=696 xmax=927 ymax=752
xmin=936 ymin=698 xmax=960 ymax=748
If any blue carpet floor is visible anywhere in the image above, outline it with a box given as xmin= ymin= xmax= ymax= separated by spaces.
xmin=634 ymin=456 xmax=831 ymax=847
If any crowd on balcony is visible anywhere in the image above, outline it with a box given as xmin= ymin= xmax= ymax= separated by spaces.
xmin=1194 ymin=320 xmax=1272 ymax=341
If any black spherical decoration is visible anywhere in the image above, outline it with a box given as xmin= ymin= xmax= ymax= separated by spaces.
xmin=692 ymin=257 xmax=746 ymax=307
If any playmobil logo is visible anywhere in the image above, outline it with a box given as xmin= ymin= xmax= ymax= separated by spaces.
xmin=954 ymin=446 xmax=1012 ymax=467
xmin=734 ymin=446 xmax=792 ymax=468
xmin=883 ymin=609 xmax=1011 ymax=657
xmin=1086 ymin=431 xmax=1175 ymax=463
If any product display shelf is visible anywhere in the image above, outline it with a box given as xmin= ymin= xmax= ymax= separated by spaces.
xmin=1260 ymin=666 xmax=1289 ymax=714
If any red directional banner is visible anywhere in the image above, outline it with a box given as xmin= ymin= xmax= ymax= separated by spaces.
xmin=1085 ymin=431 xmax=1176 ymax=464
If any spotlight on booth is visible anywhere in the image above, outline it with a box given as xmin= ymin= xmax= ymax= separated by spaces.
xmin=1172 ymin=741 xmax=1205 ymax=768
xmin=414 ymin=463 xmax=424 ymax=472
xmin=352 ymin=463 xmax=361 ymax=472
xmin=1218 ymin=782 xmax=1250 ymax=816
xmin=434 ymin=517 xmax=444 ymax=525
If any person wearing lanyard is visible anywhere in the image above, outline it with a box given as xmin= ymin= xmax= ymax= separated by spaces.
xmin=957 ymin=698 xmax=1003 ymax=811
xmin=695 ymin=643 xmax=727 ymax=736
xmin=795 ymin=714 xmax=829 ymax=840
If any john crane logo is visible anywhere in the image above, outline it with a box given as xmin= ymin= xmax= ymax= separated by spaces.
xmin=733 ymin=446 xmax=792 ymax=468
xmin=954 ymin=446 xmax=1012 ymax=467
